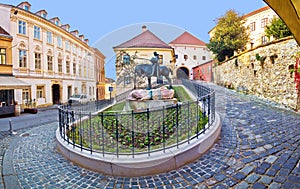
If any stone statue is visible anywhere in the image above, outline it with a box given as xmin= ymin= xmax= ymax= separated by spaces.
xmin=134 ymin=52 xmax=172 ymax=89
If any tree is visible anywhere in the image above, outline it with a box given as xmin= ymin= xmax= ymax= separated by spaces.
xmin=207 ymin=10 xmax=249 ymax=62
xmin=265 ymin=18 xmax=292 ymax=40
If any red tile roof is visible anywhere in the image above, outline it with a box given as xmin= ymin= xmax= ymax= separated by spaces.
xmin=0 ymin=26 xmax=10 ymax=36
xmin=169 ymin=31 xmax=206 ymax=46
xmin=114 ymin=30 xmax=172 ymax=49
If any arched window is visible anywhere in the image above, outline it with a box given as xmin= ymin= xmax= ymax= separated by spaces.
xmin=18 ymin=42 xmax=27 ymax=68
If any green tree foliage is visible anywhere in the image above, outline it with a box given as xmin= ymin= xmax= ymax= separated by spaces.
xmin=265 ymin=18 xmax=292 ymax=40
xmin=207 ymin=10 xmax=249 ymax=62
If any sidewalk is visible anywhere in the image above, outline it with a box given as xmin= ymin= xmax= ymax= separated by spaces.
xmin=0 ymin=84 xmax=300 ymax=188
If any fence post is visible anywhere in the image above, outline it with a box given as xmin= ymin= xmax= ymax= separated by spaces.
xmin=89 ymin=112 xmax=92 ymax=154
xmin=176 ymin=103 xmax=179 ymax=149
xmin=131 ymin=110 xmax=135 ymax=158
xmin=147 ymin=108 xmax=150 ymax=156
xmin=116 ymin=114 xmax=119 ymax=158
xmin=187 ymin=101 xmax=190 ymax=144
xmin=162 ymin=106 xmax=165 ymax=153
xmin=100 ymin=113 xmax=104 ymax=157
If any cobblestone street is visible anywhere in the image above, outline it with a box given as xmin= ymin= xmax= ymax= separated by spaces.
xmin=1 ymin=84 xmax=299 ymax=188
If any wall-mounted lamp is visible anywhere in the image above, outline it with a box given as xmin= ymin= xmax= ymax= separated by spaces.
xmin=14 ymin=10 xmax=18 ymax=15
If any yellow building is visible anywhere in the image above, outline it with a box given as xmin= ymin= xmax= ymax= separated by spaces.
xmin=113 ymin=26 xmax=176 ymax=93
xmin=0 ymin=26 xmax=30 ymax=116
xmin=93 ymin=48 xmax=106 ymax=100
xmin=0 ymin=2 xmax=105 ymax=107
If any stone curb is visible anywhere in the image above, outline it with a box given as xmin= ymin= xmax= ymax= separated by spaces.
xmin=2 ymin=134 xmax=22 ymax=189
xmin=56 ymin=112 xmax=221 ymax=177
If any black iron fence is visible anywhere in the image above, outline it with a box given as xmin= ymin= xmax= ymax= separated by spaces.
xmin=58 ymin=81 xmax=215 ymax=157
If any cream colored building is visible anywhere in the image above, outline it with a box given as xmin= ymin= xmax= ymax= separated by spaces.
xmin=209 ymin=6 xmax=278 ymax=51
xmin=113 ymin=26 xmax=176 ymax=93
xmin=0 ymin=2 xmax=105 ymax=107
xmin=169 ymin=31 xmax=212 ymax=80
xmin=243 ymin=6 xmax=278 ymax=49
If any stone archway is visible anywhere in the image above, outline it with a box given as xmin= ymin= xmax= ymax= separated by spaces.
xmin=52 ymin=84 xmax=60 ymax=104
xmin=176 ymin=67 xmax=189 ymax=79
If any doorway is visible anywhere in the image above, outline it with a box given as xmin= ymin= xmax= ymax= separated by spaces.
xmin=176 ymin=67 xmax=189 ymax=79
xmin=52 ymin=84 xmax=60 ymax=104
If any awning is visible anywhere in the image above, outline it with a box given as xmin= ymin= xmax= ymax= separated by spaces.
xmin=264 ymin=0 xmax=300 ymax=45
xmin=0 ymin=76 xmax=30 ymax=90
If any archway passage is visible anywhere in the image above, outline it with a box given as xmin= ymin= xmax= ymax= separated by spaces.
xmin=52 ymin=84 xmax=60 ymax=104
xmin=176 ymin=67 xmax=189 ymax=79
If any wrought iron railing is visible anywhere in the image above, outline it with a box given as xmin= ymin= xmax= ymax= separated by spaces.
xmin=58 ymin=80 xmax=215 ymax=157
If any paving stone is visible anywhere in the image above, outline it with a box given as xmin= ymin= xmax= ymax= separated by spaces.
xmin=259 ymin=176 xmax=272 ymax=184
xmin=234 ymin=181 xmax=249 ymax=189
xmin=245 ymin=173 xmax=260 ymax=183
xmin=240 ymin=165 xmax=254 ymax=175
xmin=265 ymin=155 xmax=278 ymax=164
xmin=252 ymin=182 xmax=266 ymax=189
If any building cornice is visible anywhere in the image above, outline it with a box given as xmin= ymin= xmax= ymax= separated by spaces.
xmin=10 ymin=6 xmax=91 ymax=50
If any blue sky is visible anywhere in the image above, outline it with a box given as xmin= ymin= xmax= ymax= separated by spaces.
xmin=1 ymin=0 xmax=267 ymax=78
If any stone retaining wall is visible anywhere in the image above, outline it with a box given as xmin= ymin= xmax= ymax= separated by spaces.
xmin=214 ymin=37 xmax=300 ymax=110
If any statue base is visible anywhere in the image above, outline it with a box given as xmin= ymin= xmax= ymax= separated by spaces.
xmin=123 ymin=99 xmax=178 ymax=112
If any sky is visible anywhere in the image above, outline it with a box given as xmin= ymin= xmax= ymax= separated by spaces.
xmin=1 ymin=0 xmax=267 ymax=79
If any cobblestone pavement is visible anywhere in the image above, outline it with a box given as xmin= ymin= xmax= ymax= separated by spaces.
xmin=1 ymin=84 xmax=300 ymax=188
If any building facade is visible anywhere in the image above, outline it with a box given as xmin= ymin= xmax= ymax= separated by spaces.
xmin=0 ymin=2 xmax=105 ymax=107
xmin=192 ymin=60 xmax=214 ymax=82
xmin=0 ymin=26 xmax=30 ymax=115
xmin=208 ymin=6 xmax=278 ymax=51
xmin=93 ymin=48 xmax=106 ymax=100
xmin=113 ymin=26 xmax=176 ymax=93
xmin=243 ymin=6 xmax=278 ymax=50
xmin=169 ymin=31 xmax=212 ymax=80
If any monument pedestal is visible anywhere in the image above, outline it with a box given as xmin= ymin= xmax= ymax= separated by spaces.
xmin=123 ymin=99 xmax=178 ymax=111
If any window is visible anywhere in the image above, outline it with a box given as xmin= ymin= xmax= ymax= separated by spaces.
xmin=261 ymin=18 xmax=268 ymax=28
xmin=249 ymin=22 xmax=256 ymax=31
xmin=24 ymin=5 xmax=29 ymax=11
xmin=123 ymin=54 xmax=130 ymax=64
xmin=47 ymin=31 xmax=52 ymax=44
xmin=0 ymin=48 xmax=6 ymax=65
xmin=34 ymin=53 xmax=41 ymax=69
xmin=261 ymin=36 xmax=268 ymax=45
xmin=55 ymin=20 xmax=60 ymax=26
xmin=58 ymin=58 xmax=63 ymax=72
xmin=41 ymin=13 xmax=46 ymax=18
xmin=36 ymin=86 xmax=44 ymax=98
xmin=202 ymin=56 xmax=206 ymax=61
xmin=184 ymin=54 xmax=188 ymax=61
xmin=22 ymin=89 xmax=30 ymax=102
xmin=47 ymin=55 xmax=53 ymax=71
xmin=66 ymin=60 xmax=70 ymax=73
xmin=19 ymin=50 xmax=27 ymax=67
xmin=34 ymin=26 xmax=41 ymax=40
xmin=73 ymin=61 xmax=76 ymax=75
xmin=18 ymin=20 xmax=26 ymax=35
xmin=193 ymin=55 xmax=197 ymax=60
xmin=57 ymin=36 xmax=62 ymax=48
xmin=175 ymin=54 xmax=178 ymax=59
xmin=79 ymin=65 xmax=82 ymax=76
xmin=72 ymin=44 xmax=76 ymax=53
xmin=65 ymin=41 xmax=70 ymax=50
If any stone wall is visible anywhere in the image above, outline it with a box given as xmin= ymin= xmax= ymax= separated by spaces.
xmin=214 ymin=37 xmax=300 ymax=110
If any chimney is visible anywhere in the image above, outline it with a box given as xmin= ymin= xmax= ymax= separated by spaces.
xmin=142 ymin=25 xmax=147 ymax=32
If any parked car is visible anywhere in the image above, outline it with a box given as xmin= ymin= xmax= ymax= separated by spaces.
xmin=68 ymin=94 xmax=89 ymax=105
